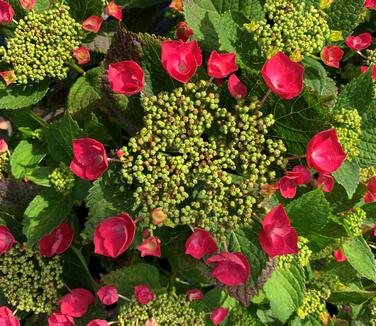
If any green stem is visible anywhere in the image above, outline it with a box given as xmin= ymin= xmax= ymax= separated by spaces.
xmin=69 ymin=61 xmax=86 ymax=76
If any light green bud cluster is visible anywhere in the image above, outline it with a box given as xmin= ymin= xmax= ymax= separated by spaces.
xmin=310 ymin=240 xmax=342 ymax=261
xmin=120 ymin=81 xmax=287 ymax=235
xmin=118 ymin=293 xmax=206 ymax=326
xmin=277 ymin=236 xmax=312 ymax=269
xmin=49 ymin=163 xmax=76 ymax=194
xmin=371 ymin=297 xmax=376 ymax=326
xmin=296 ymin=289 xmax=326 ymax=320
xmin=0 ymin=152 xmax=9 ymax=179
xmin=338 ymin=207 xmax=366 ymax=237
xmin=331 ymin=108 xmax=362 ymax=161
xmin=310 ymin=271 xmax=341 ymax=300
xmin=366 ymin=49 xmax=376 ymax=66
xmin=246 ymin=0 xmax=330 ymax=57
xmin=0 ymin=4 xmax=83 ymax=84
xmin=230 ymin=305 xmax=258 ymax=325
xmin=360 ymin=166 xmax=376 ymax=183
xmin=0 ymin=243 xmax=64 ymax=313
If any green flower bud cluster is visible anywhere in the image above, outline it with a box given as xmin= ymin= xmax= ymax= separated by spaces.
xmin=118 ymin=293 xmax=206 ymax=326
xmin=331 ymin=108 xmax=362 ymax=161
xmin=0 ymin=4 xmax=83 ymax=84
xmin=338 ymin=207 xmax=366 ymax=237
xmin=245 ymin=0 xmax=330 ymax=57
xmin=360 ymin=166 xmax=376 ymax=183
xmin=366 ymin=49 xmax=376 ymax=66
xmin=276 ymin=236 xmax=312 ymax=269
xmin=49 ymin=163 xmax=76 ymax=194
xmin=310 ymin=271 xmax=341 ymax=300
xmin=296 ymin=289 xmax=326 ymax=320
xmin=310 ymin=240 xmax=342 ymax=261
xmin=230 ymin=305 xmax=258 ymax=325
xmin=120 ymin=81 xmax=286 ymax=234
xmin=0 ymin=243 xmax=64 ymax=313
xmin=370 ymin=297 xmax=376 ymax=326
xmin=0 ymin=151 xmax=9 ymax=179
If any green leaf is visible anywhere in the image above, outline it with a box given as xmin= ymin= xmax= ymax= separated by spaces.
xmin=211 ymin=0 xmax=264 ymax=19
xmin=25 ymin=167 xmax=53 ymax=187
xmin=302 ymin=57 xmax=327 ymax=96
xmin=102 ymin=263 xmax=161 ymax=295
xmin=286 ymin=190 xmax=330 ymax=235
xmin=65 ymin=0 xmax=103 ymax=22
xmin=342 ymin=237 xmax=376 ymax=283
xmin=358 ymin=105 xmax=376 ymax=168
xmin=329 ymin=288 xmax=376 ymax=304
xmin=23 ymin=189 xmax=74 ymax=246
xmin=263 ymin=262 xmax=305 ymax=323
xmin=332 ymin=160 xmax=360 ymax=199
xmin=0 ymin=79 xmax=49 ymax=110
xmin=34 ymin=0 xmax=50 ymax=12
xmin=125 ymin=0 xmax=165 ymax=8
xmin=44 ymin=113 xmax=85 ymax=165
xmin=2 ymin=108 xmax=48 ymax=129
xmin=10 ymin=140 xmax=46 ymax=179
xmin=362 ymin=202 xmax=376 ymax=225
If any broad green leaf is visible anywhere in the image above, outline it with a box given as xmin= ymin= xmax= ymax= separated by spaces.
xmin=211 ymin=0 xmax=264 ymax=19
xmin=65 ymin=0 xmax=103 ymax=22
xmin=342 ymin=237 xmax=376 ymax=283
xmin=329 ymin=288 xmax=376 ymax=304
xmin=0 ymin=79 xmax=49 ymax=110
xmin=23 ymin=189 xmax=74 ymax=245
xmin=34 ymin=0 xmax=50 ymax=12
xmin=102 ymin=263 xmax=161 ymax=295
xmin=362 ymin=202 xmax=376 ymax=225
xmin=303 ymin=57 xmax=327 ymax=96
xmin=25 ymin=167 xmax=53 ymax=187
xmin=44 ymin=113 xmax=85 ymax=165
xmin=332 ymin=160 xmax=360 ymax=199
xmin=125 ymin=0 xmax=165 ymax=8
xmin=286 ymin=190 xmax=330 ymax=235
xmin=263 ymin=262 xmax=305 ymax=323
xmin=10 ymin=140 xmax=46 ymax=179
xmin=2 ymin=108 xmax=48 ymax=129
xmin=358 ymin=106 xmax=376 ymax=168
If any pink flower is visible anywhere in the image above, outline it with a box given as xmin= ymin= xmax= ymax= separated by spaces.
xmin=59 ymin=288 xmax=95 ymax=318
xmin=259 ymin=204 xmax=298 ymax=257
xmin=207 ymin=51 xmax=238 ymax=79
xmin=108 ymin=60 xmax=145 ymax=95
xmin=39 ymin=223 xmax=74 ymax=257
xmin=48 ymin=311 xmax=74 ymax=326
xmin=94 ymin=213 xmax=136 ymax=258
xmin=161 ymin=40 xmax=202 ymax=83
xmin=116 ymin=150 xmax=124 ymax=159
xmin=345 ymin=33 xmax=372 ymax=51
xmin=0 ymin=1 xmax=14 ymax=23
xmin=276 ymin=173 xmax=304 ymax=199
xmin=134 ymin=285 xmax=155 ymax=305
xmin=0 ymin=225 xmax=16 ymax=255
xmin=0 ymin=138 xmax=8 ymax=153
xmin=82 ymin=16 xmax=103 ymax=33
xmin=364 ymin=176 xmax=376 ymax=203
xmin=374 ymin=224 xmax=376 ymax=236
xmin=317 ymin=174 xmax=334 ymax=193
xmin=73 ymin=46 xmax=91 ymax=65
xmin=70 ymin=138 xmax=108 ymax=180
xmin=0 ymin=306 xmax=20 ymax=326
xmin=104 ymin=1 xmax=122 ymax=21
xmin=97 ymin=285 xmax=118 ymax=305
xmin=169 ymin=0 xmax=183 ymax=12
xmin=151 ymin=207 xmax=167 ymax=225
xmin=320 ymin=46 xmax=344 ymax=68
xmin=365 ymin=0 xmax=376 ymax=8
xmin=186 ymin=289 xmax=203 ymax=301
xmin=185 ymin=229 xmax=218 ymax=259
xmin=205 ymin=252 xmax=250 ymax=286
xmin=19 ymin=0 xmax=35 ymax=10
xmin=0 ymin=70 xmax=16 ymax=86
xmin=138 ymin=237 xmax=161 ymax=257
xmin=145 ymin=319 xmax=157 ymax=326
xmin=210 ymin=307 xmax=229 ymax=325
xmin=227 ymin=74 xmax=248 ymax=99
xmin=360 ymin=66 xmax=376 ymax=79
xmin=333 ymin=249 xmax=347 ymax=262
xmin=262 ymin=52 xmax=304 ymax=100
xmin=306 ymin=129 xmax=346 ymax=174
xmin=176 ymin=22 xmax=194 ymax=42
xmin=86 ymin=320 xmax=109 ymax=326
xmin=292 ymin=165 xmax=312 ymax=184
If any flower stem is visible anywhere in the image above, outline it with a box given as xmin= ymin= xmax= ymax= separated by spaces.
xmin=259 ymin=89 xmax=272 ymax=108
xmin=12 ymin=19 xmax=18 ymax=25
xmin=108 ymin=157 xmax=123 ymax=163
xmin=69 ymin=61 xmax=86 ymax=76
xmin=118 ymin=294 xmax=131 ymax=302
xmin=286 ymin=154 xmax=306 ymax=161
xmin=356 ymin=51 xmax=367 ymax=59
xmin=222 ymin=240 xmax=228 ymax=252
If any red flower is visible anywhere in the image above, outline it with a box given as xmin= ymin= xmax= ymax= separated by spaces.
xmin=306 ymin=129 xmax=346 ymax=174
xmin=39 ymin=223 xmax=74 ymax=257
xmin=207 ymin=51 xmax=238 ymax=79
xmin=108 ymin=60 xmax=145 ymax=95
xmin=97 ymin=285 xmax=118 ymax=305
xmin=104 ymin=1 xmax=122 ymax=21
xmin=138 ymin=236 xmax=161 ymax=257
xmin=48 ymin=311 xmax=74 ymax=326
xmin=320 ymin=46 xmax=344 ymax=69
xmin=176 ymin=22 xmax=194 ymax=42
xmin=170 ymin=0 xmax=183 ymax=12
xmin=70 ymin=138 xmax=108 ymax=181
xmin=186 ymin=289 xmax=203 ymax=301
xmin=0 ymin=306 xmax=20 ymax=326
xmin=0 ymin=225 xmax=16 ymax=255
xmin=185 ymin=229 xmax=218 ymax=259
xmin=86 ymin=320 xmax=109 ymax=326
xmin=19 ymin=0 xmax=35 ymax=10
xmin=365 ymin=0 xmax=376 ymax=8
xmin=94 ymin=213 xmax=136 ymax=258
xmin=360 ymin=66 xmax=376 ymax=79
xmin=333 ymin=249 xmax=347 ymax=262
xmin=345 ymin=33 xmax=372 ymax=51
xmin=227 ymin=74 xmax=248 ymax=99
xmin=82 ymin=16 xmax=103 ymax=33
xmin=0 ymin=70 xmax=16 ymax=86
xmin=364 ymin=176 xmax=376 ymax=203
xmin=205 ymin=252 xmax=250 ymax=286
xmin=0 ymin=139 xmax=8 ymax=153
xmin=374 ymin=224 xmax=376 ymax=236
xmin=276 ymin=173 xmax=304 ymax=199
xmin=161 ymin=40 xmax=202 ymax=83
xmin=317 ymin=174 xmax=334 ymax=193
xmin=259 ymin=204 xmax=298 ymax=257
xmin=262 ymin=52 xmax=304 ymax=100
xmin=0 ymin=1 xmax=14 ymax=23
xmin=134 ymin=285 xmax=155 ymax=305
xmin=292 ymin=165 xmax=312 ymax=183
xmin=210 ymin=307 xmax=229 ymax=325
xmin=73 ymin=46 xmax=91 ymax=65
xmin=59 ymin=288 xmax=95 ymax=318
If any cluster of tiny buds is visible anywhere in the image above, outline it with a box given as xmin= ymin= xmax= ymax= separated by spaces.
xmin=48 ymin=163 xmax=76 ymax=194
xmin=276 ymin=236 xmax=312 ymax=269
xmin=338 ymin=207 xmax=366 ymax=237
